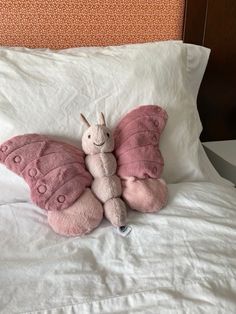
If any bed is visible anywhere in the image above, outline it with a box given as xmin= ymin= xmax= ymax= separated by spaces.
xmin=0 ymin=1 xmax=236 ymax=313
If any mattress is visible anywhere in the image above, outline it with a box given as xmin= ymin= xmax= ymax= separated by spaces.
xmin=1 ymin=167 xmax=236 ymax=314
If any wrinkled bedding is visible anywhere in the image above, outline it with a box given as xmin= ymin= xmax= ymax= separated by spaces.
xmin=0 ymin=168 xmax=236 ymax=313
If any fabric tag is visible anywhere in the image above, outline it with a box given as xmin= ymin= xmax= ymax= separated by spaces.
xmin=115 ymin=225 xmax=132 ymax=237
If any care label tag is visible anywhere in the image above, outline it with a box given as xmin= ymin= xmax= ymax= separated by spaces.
xmin=115 ymin=225 xmax=132 ymax=237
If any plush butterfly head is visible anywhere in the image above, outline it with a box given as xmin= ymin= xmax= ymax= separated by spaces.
xmin=80 ymin=113 xmax=114 ymax=155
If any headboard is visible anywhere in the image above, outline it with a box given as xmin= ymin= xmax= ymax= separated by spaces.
xmin=0 ymin=0 xmax=235 ymax=141
xmin=184 ymin=0 xmax=236 ymax=141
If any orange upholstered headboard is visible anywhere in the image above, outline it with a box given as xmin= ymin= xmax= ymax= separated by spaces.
xmin=0 ymin=0 xmax=185 ymax=49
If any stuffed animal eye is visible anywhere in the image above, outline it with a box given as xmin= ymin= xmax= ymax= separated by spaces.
xmin=88 ymin=135 xmax=91 ymax=139
xmin=107 ymin=133 xmax=110 ymax=138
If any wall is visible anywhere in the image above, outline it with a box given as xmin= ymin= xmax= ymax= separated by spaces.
xmin=0 ymin=0 xmax=184 ymax=49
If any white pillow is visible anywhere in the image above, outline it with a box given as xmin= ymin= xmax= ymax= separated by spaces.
xmin=0 ymin=41 xmax=229 ymax=184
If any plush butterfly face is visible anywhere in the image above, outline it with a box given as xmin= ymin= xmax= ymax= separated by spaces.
xmin=82 ymin=124 xmax=114 ymax=154
xmin=81 ymin=113 xmax=114 ymax=155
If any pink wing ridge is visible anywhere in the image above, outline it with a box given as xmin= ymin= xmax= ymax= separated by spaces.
xmin=114 ymin=105 xmax=168 ymax=179
xmin=0 ymin=134 xmax=92 ymax=211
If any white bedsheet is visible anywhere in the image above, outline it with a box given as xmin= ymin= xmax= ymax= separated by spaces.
xmin=0 ymin=171 xmax=236 ymax=313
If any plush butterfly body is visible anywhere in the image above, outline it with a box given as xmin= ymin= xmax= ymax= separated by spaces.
xmin=0 ymin=105 xmax=168 ymax=236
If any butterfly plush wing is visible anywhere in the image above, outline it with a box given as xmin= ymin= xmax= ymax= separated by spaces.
xmin=0 ymin=134 xmax=103 ymax=236
xmin=114 ymin=105 xmax=168 ymax=213
xmin=0 ymin=134 xmax=92 ymax=210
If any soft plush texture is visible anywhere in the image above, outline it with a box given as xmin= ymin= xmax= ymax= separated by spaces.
xmin=0 ymin=41 xmax=231 ymax=187
xmin=0 ymin=106 xmax=169 ymax=234
xmin=85 ymin=153 xmax=117 ymax=178
xmin=0 ymin=133 xmax=108 ymax=236
xmin=81 ymin=113 xmax=127 ymax=227
xmin=47 ymin=188 xmax=104 ymax=237
xmin=104 ymin=197 xmax=127 ymax=227
xmin=114 ymin=105 xmax=168 ymax=179
xmin=82 ymin=124 xmax=115 ymax=155
xmin=0 ymin=134 xmax=92 ymax=211
xmin=122 ymin=178 xmax=168 ymax=213
xmin=91 ymin=175 xmax=122 ymax=203
xmin=113 ymin=105 xmax=168 ymax=213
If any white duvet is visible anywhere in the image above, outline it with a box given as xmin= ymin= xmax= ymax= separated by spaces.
xmin=1 ymin=169 xmax=236 ymax=313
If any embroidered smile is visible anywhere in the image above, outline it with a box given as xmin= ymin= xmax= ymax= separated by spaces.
xmin=93 ymin=141 xmax=105 ymax=147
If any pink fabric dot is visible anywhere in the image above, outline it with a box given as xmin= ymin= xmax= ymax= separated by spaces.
xmin=57 ymin=195 xmax=65 ymax=203
xmin=153 ymin=120 xmax=159 ymax=127
xmin=14 ymin=155 xmax=21 ymax=163
xmin=153 ymin=167 xmax=157 ymax=173
xmin=38 ymin=185 xmax=47 ymax=194
xmin=152 ymin=135 xmax=157 ymax=142
xmin=28 ymin=168 xmax=37 ymax=177
xmin=0 ymin=133 xmax=92 ymax=213
xmin=1 ymin=145 xmax=8 ymax=152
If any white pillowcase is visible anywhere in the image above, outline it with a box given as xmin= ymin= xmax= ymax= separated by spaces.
xmin=0 ymin=41 xmax=229 ymax=185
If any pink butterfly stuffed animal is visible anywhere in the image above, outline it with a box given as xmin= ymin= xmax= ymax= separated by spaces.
xmin=0 ymin=105 xmax=168 ymax=237
xmin=80 ymin=112 xmax=127 ymax=227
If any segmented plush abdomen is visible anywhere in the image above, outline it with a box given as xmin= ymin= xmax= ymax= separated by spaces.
xmin=0 ymin=134 xmax=92 ymax=211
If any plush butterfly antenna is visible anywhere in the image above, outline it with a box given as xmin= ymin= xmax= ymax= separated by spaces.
xmin=99 ymin=112 xmax=106 ymax=126
xmin=80 ymin=113 xmax=90 ymax=128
